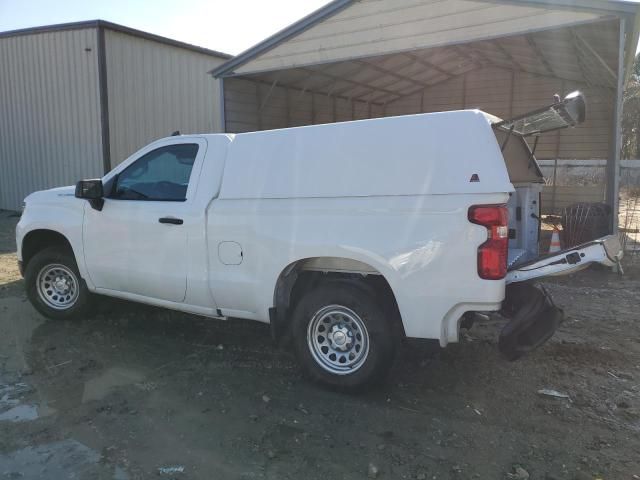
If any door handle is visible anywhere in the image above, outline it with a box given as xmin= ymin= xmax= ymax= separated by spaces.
xmin=159 ymin=217 xmax=183 ymax=225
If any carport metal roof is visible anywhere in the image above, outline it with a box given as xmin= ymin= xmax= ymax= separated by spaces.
xmin=211 ymin=0 xmax=640 ymax=105
xmin=210 ymin=0 xmax=640 ymax=232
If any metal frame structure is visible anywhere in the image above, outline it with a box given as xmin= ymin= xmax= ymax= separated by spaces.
xmin=96 ymin=25 xmax=112 ymax=173
xmin=0 ymin=20 xmax=231 ymax=59
xmin=1 ymin=20 xmax=231 ymax=175
xmin=210 ymin=0 xmax=640 ymax=233
xmin=608 ymin=17 xmax=627 ymax=230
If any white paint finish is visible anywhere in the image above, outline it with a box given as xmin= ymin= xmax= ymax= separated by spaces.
xmin=219 ymin=110 xmax=513 ymax=199
xmin=82 ymin=137 xmax=209 ymax=303
xmin=18 ymin=111 xmax=515 ymax=344
xmin=24 ymin=108 xmax=611 ymax=342
xmin=207 ymin=192 xmax=508 ymax=341
xmin=0 ymin=28 xmax=104 ymax=211
xmin=104 ymin=29 xmax=226 ymax=166
xmin=16 ymin=186 xmax=93 ymax=283
xmin=234 ymin=0 xmax=601 ymax=75
xmin=218 ymin=241 xmax=243 ymax=265
xmin=90 ymin=134 xmax=231 ymax=309
xmin=83 ymin=198 xmax=192 ymax=302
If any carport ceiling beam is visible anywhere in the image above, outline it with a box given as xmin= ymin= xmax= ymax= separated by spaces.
xmin=296 ymin=65 xmax=392 ymax=100
xmin=355 ymin=59 xmax=432 ymax=90
xmin=301 ymin=67 xmax=401 ymax=101
xmin=325 ymin=63 xmax=428 ymax=99
xmin=525 ymin=35 xmax=557 ymax=77
xmin=569 ymin=36 xmax=596 ymax=87
xmin=402 ymin=52 xmax=455 ymax=79
xmin=306 ymin=65 xmax=364 ymax=95
xmin=452 ymin=45 xmax=485 ymax=69
xmin=382 ymin=67 xmax=478 ymax=103
xmin=319 ymin=78 xmax=393 ymax=102
xmin=467 ymin=45 xmax=509 ymax=70
xmin=572 ymin=29 xmax=617 ymax=84
xmin=359 ymin=89 xmax=404 ymax=104
xmin=259 ymin=79 xmax=279 ymax=112
xmin=294 ymin=71 xmax=318 ymax=98
xmin=492 ymin=41 xmax=526 ymax=72
xmin=569 ymin=32 xmax=612 ymax=87
xmin=250 ymin=77 xmax=385 ymax=107
xmin=329 ymin=80 xmax=389 ymax=102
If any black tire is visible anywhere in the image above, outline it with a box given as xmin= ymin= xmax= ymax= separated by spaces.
xmin=24 ymin=246 xmax=92 ymax=320
xmin=291 ymin=280 xmax=396 ymax=391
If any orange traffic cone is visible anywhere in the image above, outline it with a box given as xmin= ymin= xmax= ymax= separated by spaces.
xmin=549 ymin=226 xmax=561 ymax=253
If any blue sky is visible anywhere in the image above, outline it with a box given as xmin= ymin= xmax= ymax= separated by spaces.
xmin=0 ymin=0 xmax=329 ymax=55
xmin=1 ymin=0 xmax=639 ymax=55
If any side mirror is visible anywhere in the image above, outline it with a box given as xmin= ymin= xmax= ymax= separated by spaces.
xmin=75 ymin=179 xmax=104 ymax=211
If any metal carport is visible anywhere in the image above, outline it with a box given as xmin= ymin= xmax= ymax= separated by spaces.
xmin=210 ymin=0 xmax=640 ymax=231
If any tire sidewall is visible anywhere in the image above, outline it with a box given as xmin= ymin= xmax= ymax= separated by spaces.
xmin=292 ymin=281 xmax=395 ymax=391
xmin=24 ymin=247 xmax=91 ymax=320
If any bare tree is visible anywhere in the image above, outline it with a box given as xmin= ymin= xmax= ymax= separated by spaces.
xmin=622 ymin=54 xmax=640 ymax=159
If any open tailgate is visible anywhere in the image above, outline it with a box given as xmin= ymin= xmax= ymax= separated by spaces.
xmin=506 ymin=235 xmax=623 ymax=284
xmin=498 ymin=235 xmax=622 ymax=360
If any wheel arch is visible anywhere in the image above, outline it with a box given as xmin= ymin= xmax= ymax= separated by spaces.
xmin=21 ymin=229 xmax=75 ymax=270
xmin=270 ymin=256 xmax=405 ymax=344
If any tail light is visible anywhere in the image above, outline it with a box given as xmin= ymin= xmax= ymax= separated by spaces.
xmin=468 ymin=204 xmax=509 ymax=280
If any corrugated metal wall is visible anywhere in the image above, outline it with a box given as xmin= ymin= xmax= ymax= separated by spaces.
xmin=225 ymin=67 xmax=612 ymax=160
xmin=385 ymin=67 xmax=613 ymax=160
xmin=224 ymin=77 xmax=385 ymax=133
xmin=0 ymin=28 xmax=104 ymax=211
xmin=105 ymin=29 xmax=226 ymax=166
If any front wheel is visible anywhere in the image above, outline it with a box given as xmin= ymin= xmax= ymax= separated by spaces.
xmin=291 ymin=281 xmax=396 ymax=391
xmin=24 ymin=247 xmax=92 ymax=320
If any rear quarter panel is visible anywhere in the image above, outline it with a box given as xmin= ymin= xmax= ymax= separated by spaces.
xmin=207 ymin=192 xmax=508 ymax=344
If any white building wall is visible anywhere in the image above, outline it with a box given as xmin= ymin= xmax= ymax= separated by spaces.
xmin=104 ymin=29 xmax=226 ymax=166
xmin=0 ymin=28 xmax=104 ymax=211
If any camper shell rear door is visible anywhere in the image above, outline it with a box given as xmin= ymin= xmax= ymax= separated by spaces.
xmin=490 ymin=91 xmax=623 ymax=283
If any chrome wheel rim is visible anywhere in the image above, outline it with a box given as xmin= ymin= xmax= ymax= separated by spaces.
xmin=36 ymin=264 xmax=79 ymax=310
xmin=307 ymin=305 xmax=370 ymax=375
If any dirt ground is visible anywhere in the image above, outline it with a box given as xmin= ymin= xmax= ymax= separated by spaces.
xmin=1 ymin=210 xmax=639 ymax=480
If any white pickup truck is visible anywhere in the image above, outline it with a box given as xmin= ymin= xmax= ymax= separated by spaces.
xmin=16 ymin=92 xmax=622 ymax=389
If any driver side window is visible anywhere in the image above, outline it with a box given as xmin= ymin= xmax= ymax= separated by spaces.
xmin=111 ymin=143 xmax=199 ymax=201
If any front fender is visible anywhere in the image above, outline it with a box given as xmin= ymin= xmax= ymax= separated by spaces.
xmin=17 ymin=191 xmax=91 ymax=286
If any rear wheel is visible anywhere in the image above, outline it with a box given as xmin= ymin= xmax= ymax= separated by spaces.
xmin=25 ymin=247 xmax=92 ymax=320
xmin=291 ymin=281 xmax=396 ymax=391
